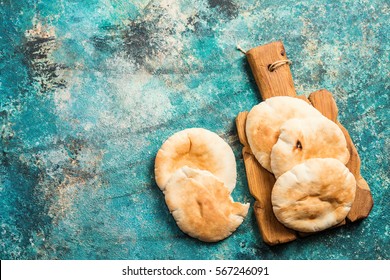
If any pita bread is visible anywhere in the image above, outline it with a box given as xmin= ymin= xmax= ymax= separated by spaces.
xmin=164 ymin=166 xmax=249 ymax=242
xmin=272 ymin=158 xmax=356 ymax=232
xmin=155 ymin=128 xmax=236 ymax=192
xmin=270 ymin=117 xmax=350 ymax=178
xmin=246 ymin=96 xmax=322 ymax=172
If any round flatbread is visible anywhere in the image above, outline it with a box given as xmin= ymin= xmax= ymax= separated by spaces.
xmin=270 ymin=117 xmax=350 ymax=178
xmin=164 ymin=166 xmax=249 ymax=242
xmin=246 ymin=96 xmax=322 ymax=172
xmin=271 ymin=158 xmax=356 ymax=233
xmin=155 ymin=128 xmax=236 ymax=191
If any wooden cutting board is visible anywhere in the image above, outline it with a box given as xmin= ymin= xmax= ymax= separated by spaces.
xmin=236 ymin=41 xmax=374 ymax=245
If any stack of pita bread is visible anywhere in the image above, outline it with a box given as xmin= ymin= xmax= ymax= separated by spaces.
xmin=246 ymin=96 xmax=356 ymax=233
xmin=155 ymin=128 xmax=249 ymax=242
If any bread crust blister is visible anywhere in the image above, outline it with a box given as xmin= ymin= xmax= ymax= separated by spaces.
xmin=246 ymin=96 xmax=322 ymax=172
xmin=165 ymin=167 xmax=249 ymax=242
xmin=155 ymin=128 xmax=249 ymax=242
xmin=271 ymin=158 xmax=356 ymax=232
xmin=270 ymin=117 xmax=350 ymax=178
xmin=155 ymin=128 xmax=236 ymax=192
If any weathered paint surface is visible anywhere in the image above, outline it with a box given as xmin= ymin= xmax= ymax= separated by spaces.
xmin=0 ymin=0 xmax=388 ymax=259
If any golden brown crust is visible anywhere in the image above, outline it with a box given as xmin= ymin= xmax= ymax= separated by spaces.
xmin=164 ymin=167 xmax=249 ymax=242
xmin=270 ymin=117 xmax=350 ymax=178
xmin=246 ymin=96 xmax=322 ymax=172
xmin=272 ymin=158 xmax=356 ymax=232
xmin=155 ymin=128 xmax=236 ymax=191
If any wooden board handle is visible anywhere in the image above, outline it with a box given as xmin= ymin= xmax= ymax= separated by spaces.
xmin=246 ymin=41 xmax=296 ymax=99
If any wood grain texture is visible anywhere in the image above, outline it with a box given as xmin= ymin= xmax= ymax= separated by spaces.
xmin=238 ymin=41 xmax=373 ymax=245
xmin=308 ymin=89 xmax=338 ymax=122
xmin=246 ymin=41 xmax=296 ymax=99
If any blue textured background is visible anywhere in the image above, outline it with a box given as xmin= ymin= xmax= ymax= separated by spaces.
xmin=0 ymin=0 xmax=389 ymax=260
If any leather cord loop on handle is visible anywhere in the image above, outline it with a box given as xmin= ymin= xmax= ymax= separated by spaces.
xmin=268 ymin=59 xmax=292 ymax=72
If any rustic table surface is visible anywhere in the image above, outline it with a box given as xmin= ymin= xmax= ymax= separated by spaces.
xmin=1 ymin=0 xmax=388 ymax=259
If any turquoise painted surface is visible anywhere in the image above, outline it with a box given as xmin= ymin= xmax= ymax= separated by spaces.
xmin=0 ymin=0 xmax=389 ymax=259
